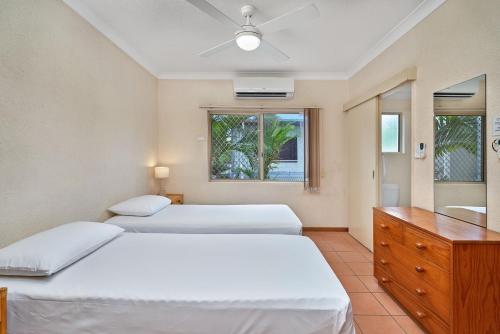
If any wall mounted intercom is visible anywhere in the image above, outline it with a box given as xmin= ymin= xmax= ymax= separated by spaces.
xmin=415 ymin=143 xmax=426 ymax=159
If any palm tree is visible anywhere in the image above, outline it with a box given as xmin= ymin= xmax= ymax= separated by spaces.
xmin=434 ymin=115 xmax=482 ymax=181
xmin=263 ymin=115 xmax=298 ymax=178
xmin=434 ymin=115 xmax=481 ymax=157
xmin=210 ymin=114 xmax=299 ymax=180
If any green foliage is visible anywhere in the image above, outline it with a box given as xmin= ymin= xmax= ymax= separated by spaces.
xmin=263 ymin=115 xmax=298 ymax=178
xmin=210 ymin=114 xmax=258 ymax=179
xmin=434 ymin=115 xmax=480 ymax=158
xmin=210 ymin=114 xmax=299 ymax=180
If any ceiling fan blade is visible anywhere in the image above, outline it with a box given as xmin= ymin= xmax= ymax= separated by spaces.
xmin=257 ymin=3 xmax=319 ymax=35
xmin=260 ymin=40 xmax=290 ymax=62
xmin=198 ymin=38 xmax=236 ymax=57
xmin=185 ymin=0 xmax=240 ymax=29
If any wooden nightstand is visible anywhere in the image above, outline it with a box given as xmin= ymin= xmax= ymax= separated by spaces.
xmin=0 ymin=287 xmax=6 ymax=334
xmin=165 ymin=193 xmax=184 ymax=205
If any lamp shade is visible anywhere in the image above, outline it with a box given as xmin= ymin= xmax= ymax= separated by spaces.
xmin=154 ymin=166 xmax=170 ymax=179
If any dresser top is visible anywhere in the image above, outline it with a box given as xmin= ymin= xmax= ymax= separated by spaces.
xmin=375 ymin=207 xmax=500 ymax=243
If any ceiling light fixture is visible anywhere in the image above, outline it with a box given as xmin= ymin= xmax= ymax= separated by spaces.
xmin=235 ymin=30 xmax=261 ymax=51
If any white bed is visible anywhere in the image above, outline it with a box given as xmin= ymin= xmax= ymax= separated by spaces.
xmin=105 ymin=204 xmax=303 ymax=235
xmin=0 ymin=233 xmax=353 ymax=334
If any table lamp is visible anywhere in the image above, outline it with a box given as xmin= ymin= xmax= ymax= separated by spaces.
xmin=154 ymin=166 xmax=169 ymax=195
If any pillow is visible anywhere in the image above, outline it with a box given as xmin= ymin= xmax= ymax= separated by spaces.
xmin=108 ymin=195 xmax=171 ymax=216
xmin=0 ymin=222 xmax=124 ymax=276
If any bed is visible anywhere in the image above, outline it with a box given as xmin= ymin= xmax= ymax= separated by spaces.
xmin=0 ymin=232 xmax=353 ymax=334
xmin=105 ymin=204 xmax=303 ymax=235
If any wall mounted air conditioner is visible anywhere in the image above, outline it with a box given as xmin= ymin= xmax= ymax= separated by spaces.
xmin=233 ymin=77 xmax=294 ymax=100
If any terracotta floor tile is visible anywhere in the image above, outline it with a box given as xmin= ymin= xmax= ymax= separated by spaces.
xmin=316 ymin=240 xmax=336 ymax=252
xmin=392 ymin=316 xmax=425 ymax=334
xmin=322 ymin=251 xmax=343 ymax=264
xmin=349 ymin=293 xmax=388 ymax=315
xmin=362 ymin=252 xmax=374 ymax=262
xmin=358 ymin=276 xmax=385 ymax=292
xmin=330 ymin=240 xmax=359 ymax=252
xmin=354 ymin=321 xmax=363 ymax=334
xmin=355 ymin=316 xmax=405 ymax=334
xmin=346 ymin=262 xmax=374 ymax=275
xmin=329 ymin=261 xmax=355 ymax=275
xmin=337 ymin=275 xmax=369 ymax=292
xmin=373 ymin=292 xmax=406 ymax=315
xmin=337 ymin=251 xmax=371 ymax=263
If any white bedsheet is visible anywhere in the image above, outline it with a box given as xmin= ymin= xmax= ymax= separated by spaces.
xmin=0 ymin=233 xmax=353 ymax=334
xmin=105 ymin=204 xmax=303 ymax=235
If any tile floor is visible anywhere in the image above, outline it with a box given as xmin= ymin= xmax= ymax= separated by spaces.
xmin=302 ymin=231 xmax=426 ymax=334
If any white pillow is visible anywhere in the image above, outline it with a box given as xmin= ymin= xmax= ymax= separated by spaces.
xmin=0 ymin=222 xmax=124 ymax=276
xmin=108 ymin=195 xmax=171 ymax=216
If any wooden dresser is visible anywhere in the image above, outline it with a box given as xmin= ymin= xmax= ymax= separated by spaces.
xmin=0 ymin=288 xmax=6 ymax=334
xmin=373 ymin=207 xmax=500 ymax=334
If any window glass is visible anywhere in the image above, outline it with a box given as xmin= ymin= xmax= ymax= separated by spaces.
xmin=434 ymin=115 xmax=484 ymax=182
xmin=381 ymin=114 xmax=400 ymax=153
xmin=210 ymin=114 xmax=259 ymax=180
xmin=264 ymin=114 xmax=304 ymax=181
xmin=209 ymin=112 xmax=304 ymax=182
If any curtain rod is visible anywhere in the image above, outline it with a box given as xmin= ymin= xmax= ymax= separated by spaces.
xmin=199 ymin=105 xmax=321 ymax=110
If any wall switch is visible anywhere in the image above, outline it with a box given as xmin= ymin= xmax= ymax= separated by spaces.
xmin=493 ymin=115 xmax=500 ymax=137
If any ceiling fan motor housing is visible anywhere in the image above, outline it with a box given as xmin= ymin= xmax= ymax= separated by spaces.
xmin=241 ymin=5 xmax=256 ymax=18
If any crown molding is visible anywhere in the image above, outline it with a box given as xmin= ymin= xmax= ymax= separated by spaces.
xmin=345 ymin=0 xmax=446 ymax=78
xmin=63 ymin=0 xmax=159 ymax=76
xmin=158 ymin=71 xmax=348 ymax=80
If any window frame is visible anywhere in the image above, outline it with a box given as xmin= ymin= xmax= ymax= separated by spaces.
xmin=433 ymin=113 xmax=486 ymax=184
xmin=207 ymin=109 xmax=305 ymax=183
xmin=381 ymin=112 xmax=403 ymax=154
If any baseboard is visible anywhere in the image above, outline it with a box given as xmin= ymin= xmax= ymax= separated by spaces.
xmin=302 ymin=227 xmax=349 ymax=232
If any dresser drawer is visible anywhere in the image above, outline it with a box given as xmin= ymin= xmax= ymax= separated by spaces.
xmin=403 ymin=227 xmax=450 ymax=271
xmin=375 ymin=253 xmax=450 ymax=323
xmin=376 ymin=237 xmax=449 ymax=295
xmin=374 ymin=211 xmax=403 ymax=242
xmin=385 ymin=277 xmax=449 ymax=334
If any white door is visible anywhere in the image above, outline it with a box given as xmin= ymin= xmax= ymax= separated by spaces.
xmin=347 ymin=98 xmax=379 ymax=251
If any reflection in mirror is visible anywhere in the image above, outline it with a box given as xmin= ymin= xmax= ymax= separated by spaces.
xmin=434 ymin=74 xmax=486 ymax=227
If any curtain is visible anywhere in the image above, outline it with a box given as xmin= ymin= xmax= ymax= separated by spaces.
xmin=304 ymin=108 xmax=320 ymax=192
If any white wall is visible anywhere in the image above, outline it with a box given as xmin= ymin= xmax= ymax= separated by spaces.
xmin=0 ymin=0 xmax=158 ymax=246
xmin=348 ymin=0 xmax=500 ymax=232
xmin=158 ymin=80 xmax=349 ymax=228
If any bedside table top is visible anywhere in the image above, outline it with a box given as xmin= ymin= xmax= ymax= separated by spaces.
xmin=165 ymin=193 xmax=184 ymax=204
xmin=0 ymin=287 xmax=6 ymax=334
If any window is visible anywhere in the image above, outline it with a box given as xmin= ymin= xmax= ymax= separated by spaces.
xmin=381 ymin=113 xmax=401 ymax=153
xmin=434 ymin=115 xmax=484 ymax=182
xmin=209 ymin=112 xmax=305 ymax=182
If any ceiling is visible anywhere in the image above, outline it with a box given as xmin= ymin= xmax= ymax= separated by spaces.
xmin=63 ymin=0 xmax=445 ymax=79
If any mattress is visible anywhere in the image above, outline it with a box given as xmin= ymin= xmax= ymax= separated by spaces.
xmin=105 ymin=204 xmax=303 ymax=235
xmin=0 ymin=233 xmax=353 ymax=334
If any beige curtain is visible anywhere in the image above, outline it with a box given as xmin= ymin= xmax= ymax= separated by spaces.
xmin=304 ymin=108 xmax=320 ymax=192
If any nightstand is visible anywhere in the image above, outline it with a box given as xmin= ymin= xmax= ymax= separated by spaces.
xmin=165 ymin=193 xmax=184 ymax=204
xmin=0 ymin=287 xmax=6 ymax=334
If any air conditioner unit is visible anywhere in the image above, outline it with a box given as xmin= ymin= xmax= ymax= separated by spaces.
xmin=233 ymin=77 xmax=294 ymax=100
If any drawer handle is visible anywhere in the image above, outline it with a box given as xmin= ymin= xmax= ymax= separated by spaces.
xmin=415 ymin=288 xmax=427 ymax=296
xmin=415 ymin=266 xmax=425 ymax=273
xmin=415 ymin=242 xmax=427 ymax=249
xmin=380 ymin=259 xmax=388 ymax=265
xmin=381 ymin=277 xmax=390 ymax=283
xmin=380 ymin=241 xmax=389 ymax=247
xmin=416 ymin=311 xmax=427 ymax=319
xmin=380 ymin=223 xmax=388 ymax=229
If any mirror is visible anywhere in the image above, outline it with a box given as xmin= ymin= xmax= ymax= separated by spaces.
xmin=434 ymin=74 xmax=486 ymax=227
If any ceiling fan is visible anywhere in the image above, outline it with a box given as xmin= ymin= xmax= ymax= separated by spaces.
xmin=185 ymin=0 xmax=320 ymax=61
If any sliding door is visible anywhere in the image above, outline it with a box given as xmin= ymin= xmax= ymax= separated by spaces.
xmin=347 ymin=98 xmax=379 ymax=251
